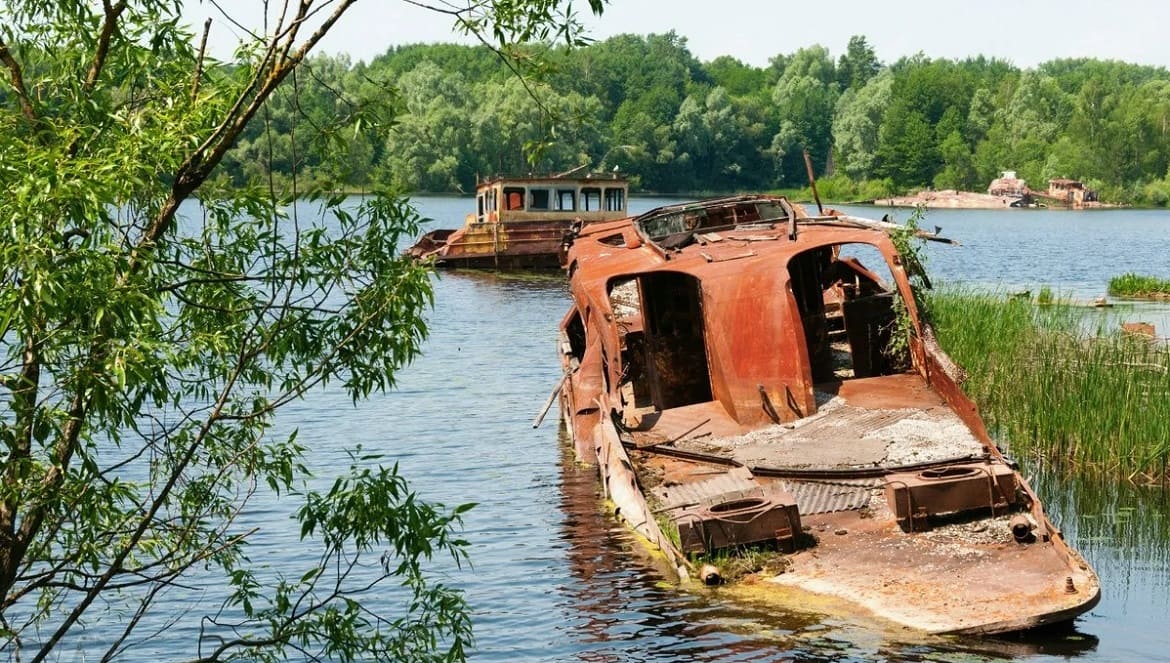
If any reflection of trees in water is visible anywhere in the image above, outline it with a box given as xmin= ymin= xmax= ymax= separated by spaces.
xmin=552 ymin=428 xmax=1099 ymax=661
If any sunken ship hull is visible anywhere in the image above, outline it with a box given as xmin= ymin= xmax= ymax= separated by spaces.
xmin=557 ymin=195 xmax=1099 ymax=635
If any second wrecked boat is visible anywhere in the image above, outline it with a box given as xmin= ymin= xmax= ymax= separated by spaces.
xmin=407 ymin=173 xmax=629 ymax=268
xmin=556 ymin=195 xmax=1099 ymax=634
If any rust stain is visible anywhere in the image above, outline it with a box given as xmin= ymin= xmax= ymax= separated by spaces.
xmin=557 ymin=194 xmax=1100 ymax=635
xmin=407 ymin=174 xmax=629 ymax=269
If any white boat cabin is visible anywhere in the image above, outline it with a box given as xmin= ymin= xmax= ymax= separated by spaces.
xmin=470 ymin=175 xmax=629 ymax=224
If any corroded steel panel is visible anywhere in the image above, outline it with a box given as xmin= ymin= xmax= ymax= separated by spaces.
xmin=885 ymin=462 xmax=1017 ymax=532
xmin=675 ymin=488 xmax=802 ymax=554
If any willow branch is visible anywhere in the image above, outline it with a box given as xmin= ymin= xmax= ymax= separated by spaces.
xmin=138 ymin=0 xmax=359 ymax=271
xmin=84 ymin=0 xmax=129 ymax=92
xmin=0 ymin=37 xmax=36 ymax=122
xmin=191 ymin=18 xmax=212 ymax=101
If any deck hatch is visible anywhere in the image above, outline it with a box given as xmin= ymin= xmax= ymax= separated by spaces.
xmin=674 ymin=487 xmax=802 ymax=554
xmin=885 ymin=462 xmax=1018 ymax=532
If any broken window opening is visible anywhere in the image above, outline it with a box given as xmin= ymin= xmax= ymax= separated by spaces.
xmin=787 ymin=243 xmax=908 ymax=384
xmin=609 ymin=272 xmax=712 ymax=421
xmin=504 ymin=187 xmax=525 ymax=211
xmin=529 ymin=188 xmax=552 ymax=210
xmin=581 ymin=187 xmax=601 ymax=211
xmin=557 ymin=189 xmax=577 ymax=211
xmin=565 ymin=309 xmax=586 ymax=362
xmin=485 ymin=189 xmax=497 ymax=217
xmin=604 ymin=187 xmax=625 ymax=212
xmin=638 ymin=198 xmax=792 ymax=248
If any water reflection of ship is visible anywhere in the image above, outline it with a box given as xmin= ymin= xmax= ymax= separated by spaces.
xmin=553 ymin=424 xmax=684 ymax=651
xmin=554 ymin=426 xmax=830 ymax=660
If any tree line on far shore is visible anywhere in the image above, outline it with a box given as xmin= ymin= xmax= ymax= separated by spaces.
xmin=218 ymin=33 xmax=1170 ymax=205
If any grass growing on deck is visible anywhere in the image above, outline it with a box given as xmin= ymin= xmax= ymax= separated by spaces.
xmin=926 ymin=288 xmax=1170 ymax=482
xmin=1108 ymin=273 xmax=1170 ymax=299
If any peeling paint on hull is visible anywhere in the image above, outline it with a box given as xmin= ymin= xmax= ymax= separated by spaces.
xmin=557 ymin=195 xmax=1101 ymax=635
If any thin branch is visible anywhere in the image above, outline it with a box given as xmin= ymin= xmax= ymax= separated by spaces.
xmin=0 ymin=333 xmax=43 ymax=599
xmin=157 ymin=274 xmax=263 ymax=294
xmin=138 ymin=0 xmax=360 ymax=272
xmin=0 ymin=38 xmax=36 ymax=122
xmin=84 ymin=1 xmax=129 ymax=93
xmin=191 ymin=18 xmax=213 ymax=102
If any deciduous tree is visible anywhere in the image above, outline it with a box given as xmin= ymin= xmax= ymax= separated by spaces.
xmin=0 ymin=1 xmax=601 ymax=661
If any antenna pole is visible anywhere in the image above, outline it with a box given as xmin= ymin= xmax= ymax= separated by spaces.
xmin=803 ymin=148 xmax=824 ymax=216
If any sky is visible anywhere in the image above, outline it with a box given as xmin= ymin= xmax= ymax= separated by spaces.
xmin=184 ymin=0 xmax=1170 ymax=70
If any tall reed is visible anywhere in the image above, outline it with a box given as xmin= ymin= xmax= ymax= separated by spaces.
xmin=1108 ymin=272 xmax=1170 ymax=299
xmin=925 ymin=288 xmax=1170 ymax=482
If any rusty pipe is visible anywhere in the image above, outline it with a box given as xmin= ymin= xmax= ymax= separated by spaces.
xmin=700 ymin=564 xmax=722 ymax=586
xmin=1009 ymin=513 xmax=1035 ymax=543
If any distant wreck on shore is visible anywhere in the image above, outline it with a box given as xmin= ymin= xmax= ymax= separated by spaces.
xmin=871 ymin=171 xmax=1110 ymax=210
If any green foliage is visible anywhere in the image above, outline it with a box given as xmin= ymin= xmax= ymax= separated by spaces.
xmin=0 ymin=1 xmax=597 ymax=660
xmin=836 ymin=35 xmax=881 ymax=91
xmin=193 ymin=31 xmax=1170 ymax=200
xmin=770 ymin=46 xmax=840 ymax=186
xmin=1108 ymin=273 xmax=1170 ymax=298
xmin=703 ymin=55 xmax=768 ymax=96
xmin=927 ymin=289 xmax=1170 ymax=480
xmin=885 ymin=207 xmax=930 ymax=364
xmin=1037 ymin=286 xmax=1054 ymax=305
xmin=806 ymin=174 xmax=895 ymax=202
xmin=832 ymin=69 xmax=894 ymax=180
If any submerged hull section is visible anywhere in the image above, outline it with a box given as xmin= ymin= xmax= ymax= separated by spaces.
xmin=408 ymin=220 xmax=575 ymax=269
xmin=557 ymin=195 xmax=1100 ymax=635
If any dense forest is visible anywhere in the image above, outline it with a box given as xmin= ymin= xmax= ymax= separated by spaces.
xmin=219 ymin=33 xmax=1170 ymax=205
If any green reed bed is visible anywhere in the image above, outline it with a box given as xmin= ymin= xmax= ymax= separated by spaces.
xmin=926 ymin=288 xmax=1170 ymax=482
xmin=1108 ymin=272 xmax=1170 ymax=299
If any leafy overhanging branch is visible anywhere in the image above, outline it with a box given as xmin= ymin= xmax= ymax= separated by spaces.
xmin=0 ymin=1 xmax=604 ymax=661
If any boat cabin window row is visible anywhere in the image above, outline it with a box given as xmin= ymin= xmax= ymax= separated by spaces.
xmin=484 ymin=184 xmax=626 ymax=218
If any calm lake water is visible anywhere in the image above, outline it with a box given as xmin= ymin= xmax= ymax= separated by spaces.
xmin=120 ymin=197 xmax=1170 ymax=661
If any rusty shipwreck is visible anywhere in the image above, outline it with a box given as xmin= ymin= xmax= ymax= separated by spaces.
xmin=407 ymin=173 xmax=629 ymax=268
xmin=556 ymin=195 xmax=1099 ymax=634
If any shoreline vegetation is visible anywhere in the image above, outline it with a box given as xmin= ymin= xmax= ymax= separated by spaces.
xmin=218 ymin=36 xmax=1170 ymax=208
xmin=1109 ymin=273 xmax=1170 ymax=300
xmin=927 ymin=289 xmax=1170 ymax=484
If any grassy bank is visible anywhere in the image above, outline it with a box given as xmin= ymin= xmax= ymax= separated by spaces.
xmin=926 ymin=289 xmax=1170 ymax=482
xmin=1108 ymin=273 xmax=1170 ymax=299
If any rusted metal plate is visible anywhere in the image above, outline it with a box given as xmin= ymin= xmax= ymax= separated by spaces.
xmin=885 ymin=462 xmax=1017 ymax=532
xmin=781 ymin=478 xmax=882 ymax=515
xmin=558 ymin=194 xmax=1100 ymax=634
xmin=675 ymin=487 xmax=802 ymax=554
xmin=651 ymin=466 xmax=758 ymax=512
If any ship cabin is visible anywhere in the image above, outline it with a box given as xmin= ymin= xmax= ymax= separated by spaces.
xmin=562 ymin=196 xmax=930 ymax=437
xmin=407 ymin=173 xmax=630 ymax=269
xmin=469 ymin=174 xmax=629 ymax=225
